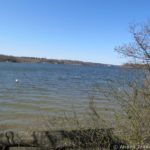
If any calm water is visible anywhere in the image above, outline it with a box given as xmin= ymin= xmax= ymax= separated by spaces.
xmin=0 ymin=62 xmax=142 ymax=131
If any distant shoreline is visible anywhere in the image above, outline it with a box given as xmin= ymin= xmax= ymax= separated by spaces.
xmin=0 ymin=54 xmax=116 ymax=67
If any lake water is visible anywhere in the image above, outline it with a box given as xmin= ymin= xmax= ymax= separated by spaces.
xmin=0 ymin=62 xmax=142 ymax=131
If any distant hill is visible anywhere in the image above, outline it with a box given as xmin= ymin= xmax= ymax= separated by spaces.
xmin=0 ymin=54 xmax=111 ymax=67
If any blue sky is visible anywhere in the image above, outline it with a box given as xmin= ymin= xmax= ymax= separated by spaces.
xmin=0 ymin=0 xmax=149 ymax=65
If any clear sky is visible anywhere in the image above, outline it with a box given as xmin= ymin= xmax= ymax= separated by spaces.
xmin=0 ymin=0 xmax=149 ymax=65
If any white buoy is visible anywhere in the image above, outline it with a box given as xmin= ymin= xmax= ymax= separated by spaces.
xmin=15 ymin=79 xmax=19 ymax=83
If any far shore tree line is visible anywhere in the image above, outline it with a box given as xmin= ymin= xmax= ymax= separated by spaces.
xmin=0 ymin=54 xmax=108 ymax=66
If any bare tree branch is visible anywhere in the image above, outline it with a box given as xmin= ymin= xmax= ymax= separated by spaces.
xmin=115 ymin=21 xmax=150 ymax=68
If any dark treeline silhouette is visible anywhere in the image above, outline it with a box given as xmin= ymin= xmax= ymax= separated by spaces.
xmin=0 ymin=54 xmax=109 ymax=66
